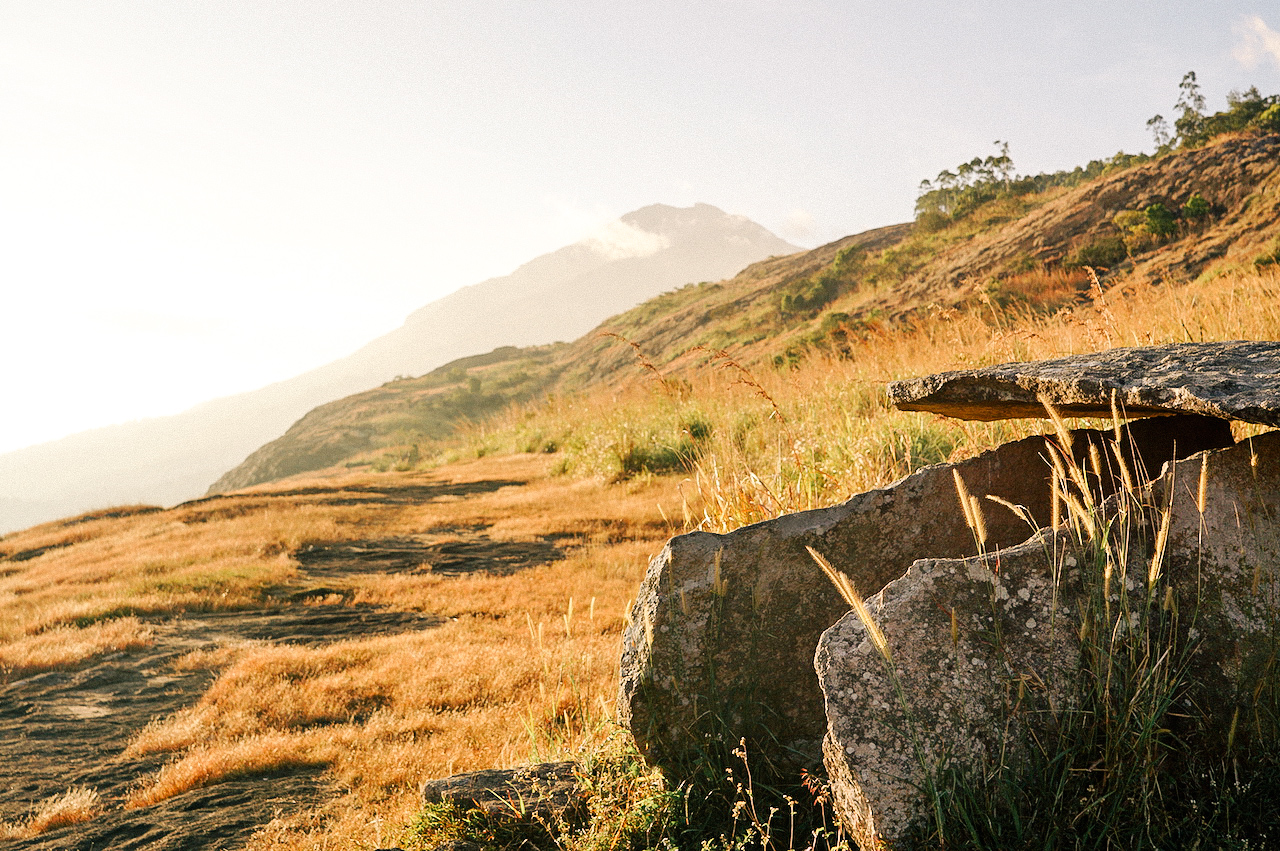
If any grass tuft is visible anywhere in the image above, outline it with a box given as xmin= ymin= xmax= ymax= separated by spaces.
xmin=0 ymin=786 xmax=103 ymax=838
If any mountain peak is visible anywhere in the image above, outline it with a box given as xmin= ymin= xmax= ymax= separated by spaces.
xmin=618 ymin=202 xmax=742 ymax=235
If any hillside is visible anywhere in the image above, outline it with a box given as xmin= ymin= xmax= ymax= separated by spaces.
xmin=208 ymin=221 xmax=910 ymax=492
xmin=0 ymin=204 xmax=795 ymax=533
xmin=9 ymin=114 xmax=1280 ymax=849
xmin=5 ymin=230 xmax=1280 ymax=851
xmin=212 ymin=133 xmax=1280 ymax=493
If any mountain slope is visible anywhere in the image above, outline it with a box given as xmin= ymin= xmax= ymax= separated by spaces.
xmin=209 ymin=221 xmax=913 ymax=492
xmin=0 ymin=204 xmax=796 ymax=533
xmin=210 ymin=133 xmax=1280 ymax=492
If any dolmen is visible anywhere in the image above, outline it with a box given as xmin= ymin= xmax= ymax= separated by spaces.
xmin=617 ymin=340 xmax=1280 ymax=849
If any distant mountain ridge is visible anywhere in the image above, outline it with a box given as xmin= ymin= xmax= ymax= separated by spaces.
xmin=0 ymin=204 xmax=797 ymax=533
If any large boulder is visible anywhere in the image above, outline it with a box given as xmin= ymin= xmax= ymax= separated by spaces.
xmin=617 ymin=415 xmax=1230 ymax=775
xmin=888 ymin=340 xmax=1280 ymax=424
xmin=816 ymin=430 xmax=1280 ymax=848
xmin=1152 ymin=428 xmax=1280 ymax=740
xmin=816 ymin=529 xmax=1082 ymax=850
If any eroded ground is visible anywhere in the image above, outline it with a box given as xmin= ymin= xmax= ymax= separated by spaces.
xmin=0 ymin=456 xmax=678 ymax=850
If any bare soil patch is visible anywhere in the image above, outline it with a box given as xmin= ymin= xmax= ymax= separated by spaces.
xmin=297 ymin=530 xmax=567 ymax=578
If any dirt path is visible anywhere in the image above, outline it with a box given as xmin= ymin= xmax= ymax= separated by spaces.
xmin=0 ymin=472 xmax=570 ymax=850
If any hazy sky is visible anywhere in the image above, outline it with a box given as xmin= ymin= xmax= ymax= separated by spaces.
xmin=3 ymin=2 xmax=1279 ymax=454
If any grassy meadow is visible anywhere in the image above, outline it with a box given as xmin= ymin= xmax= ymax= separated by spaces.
xmin=3 ymin=258 xmax=1280 ymax=847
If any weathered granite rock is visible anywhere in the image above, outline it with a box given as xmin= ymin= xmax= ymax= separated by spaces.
xmin=1152 ymin=429 xmax=1280 ymax=741
xmin=816 ymin=430 xmax=1280 ymax=849
xmin=617 ymin=415 xmax=1230 ymax=775
xmin=816 ymin=529 xmax=1083 ymax=850
xmin=419 ymin=761 xmax=582 ymax=821
xmin=888 ymin=341 xmax=1280 ymax=424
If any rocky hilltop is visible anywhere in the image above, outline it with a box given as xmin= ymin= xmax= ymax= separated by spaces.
xmin=901 ymin=134 xmax=1280 ymax=304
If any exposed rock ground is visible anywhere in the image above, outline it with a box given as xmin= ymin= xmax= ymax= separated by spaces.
xmin=0 ymin=609 xmax=434 ymax=850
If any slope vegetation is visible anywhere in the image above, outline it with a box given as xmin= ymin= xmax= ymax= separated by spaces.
xmin=214 ymin=133 xmax=1280 ymax=493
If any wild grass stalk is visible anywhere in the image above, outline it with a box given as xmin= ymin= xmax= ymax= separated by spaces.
xmin=900 ymin=405 xmax=1280 ymax=849
xmin=0 ymin=787 xmax=103 ymax=839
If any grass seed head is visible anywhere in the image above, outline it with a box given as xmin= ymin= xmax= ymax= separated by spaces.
xmin=806 ymin=546 xmax=890 ymax=662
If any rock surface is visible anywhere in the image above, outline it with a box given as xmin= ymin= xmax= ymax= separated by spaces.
xmin=419 ymin=761 xmax=582 ymax=821
xmin=817 ymin=529 xmax=1083 ymax=850
xmin=817 ymin=430 xmax=1280 ymax=848
xmin=888 ymin=341 xmax=1280 ymax=424
xmin=1153 ymin=429 xmax=1280 ymax=739
xmin=617 ymin=416 xmax=1229 ymax=775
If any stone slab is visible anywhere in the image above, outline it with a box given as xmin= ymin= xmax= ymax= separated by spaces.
xmin=888 ymin=341 xmax=1280 ymax=424
xmin=419 ymin=761 xmax=581 ymax=821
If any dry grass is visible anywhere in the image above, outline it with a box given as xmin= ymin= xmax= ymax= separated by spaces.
xmin=0 ymin=501 xmax=340 ymax=645
xmin=0 ymin=616 xmax=153 ymax=677
xmin=125 ymin=593 xmax=625 ymax=805
xmin=126 ymin=733 xmax=332 ymax=809
xmin=475 ymin=268 xmax=1280 ymax=531
xmin=0 ymin=453 xmax=678 ymax=847
xmin=0 ymin=786 xmax=103 ymax=838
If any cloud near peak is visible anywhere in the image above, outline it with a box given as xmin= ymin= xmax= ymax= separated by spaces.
xmin=584 ymin=220 xmax=671 ymax=260
xmin=1233 ymin=15 xmax=1280 ymax=69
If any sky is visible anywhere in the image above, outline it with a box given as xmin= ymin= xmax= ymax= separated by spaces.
xmin=2 ymin=1 xmax=1280 ymax=455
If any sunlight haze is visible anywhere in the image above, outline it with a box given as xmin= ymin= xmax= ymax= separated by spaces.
xmin=2 ymin=1 xmax=1279 ymax=454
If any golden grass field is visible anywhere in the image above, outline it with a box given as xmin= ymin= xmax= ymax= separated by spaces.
xmin=2 ymin=265 xmax=1279 ymax=847
xmin=0 ymin=455 xmax=687 ymax=845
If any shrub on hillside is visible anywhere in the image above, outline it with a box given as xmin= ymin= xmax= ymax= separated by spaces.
xmin=1108 ymin=198 xmax=1208 ymax=254
xmin=1143 ymin=202 xmax=1178 ymax=237
xmin=1066 ymin=235 xmax=1128 ymax=269
xmin=780 ymin=247 xmax=865 ymax=314
xmin=1182 ymin=191 xmax=1212 ymax=220
xmin=1256 ymin=103 xmax=1280 ymax=133
xmin=1255 ymin=240 xmax=1280 ymax=270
